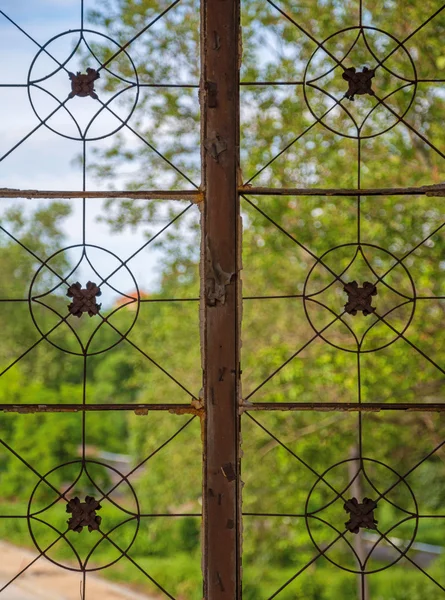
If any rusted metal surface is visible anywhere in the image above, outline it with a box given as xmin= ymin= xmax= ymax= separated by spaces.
xmin=342 ymin=67 xmax=376 ymax=101
xmin=201 ymin=0 xmax=241 ymax=596
xmin=0 ymin=403 xmax=198 ymax=413
xmin=240 ymin=402 xmax=445 ymax=412
xmin=5 ymin=401 xmax=445 ymax=414
xmin=239 ymin=184 xmax=445 ymax=196
xmin=66 ymin=496 xmax=102 ymax=533
xmin=343 ymin=281 xmax=378 ymax=316
xmin=67 ymin=281 xmax=102 ymax=318
xmin=0 ymin=188 xmax=203 ymax=202
xmin=68 ymin=68 xmax=100 ymax=99
xmin=344 ymin=498 xmax=378 ymax=534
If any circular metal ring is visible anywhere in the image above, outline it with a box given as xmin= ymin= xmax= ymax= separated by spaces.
xmin=28 ymin=244 xmax=141 ymax=356
xmin=302 ymin=242 xmax=416 ymax=352
xmin=304 ymin=456 xmax=419 ymax=574
xmin=27 ymin=458 xmax=140 ymax=572
xmin=27 ymin=28 xmax=139 ymax=141
xmin=303 ymin=26 xmax=417 ymax=139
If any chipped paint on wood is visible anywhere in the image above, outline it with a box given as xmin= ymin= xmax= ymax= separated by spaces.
xmin=205 ymin=236 xmax=234 ymax=306
xmin=201 ymin=0 xmax=241 ymax=597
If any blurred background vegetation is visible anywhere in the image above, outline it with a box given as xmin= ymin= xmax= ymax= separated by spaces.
xmin=1 ymin=0 xmax=445 ymax=598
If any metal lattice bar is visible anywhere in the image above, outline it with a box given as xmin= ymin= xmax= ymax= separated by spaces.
xmin=240 ymin=185 xmax=445 ymax=196
xmin=242 ymin=403 xmax=445 ymax=412
xmin=0 ymin=188 xmax=203 ymax=201
xmin=0 ymin=404 xmax=201 ymax=413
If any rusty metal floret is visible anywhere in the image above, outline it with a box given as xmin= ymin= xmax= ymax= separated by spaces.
xmin=68 ymin=68 xmax=100 ymax=100
xmin=67 ymin=281 xmax=102 ymax=318
xmin=342 ymin=66 xmax=375 ymax=101
xmin=344 ymin=497 xmax=378 ymax=534
xmin=66 ymin=496 xmax=102 ymax=533
xmin=344 ymin=281 xmax=377 ymax=316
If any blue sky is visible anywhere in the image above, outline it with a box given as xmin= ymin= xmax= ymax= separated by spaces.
xmin=1 ymin=0 xmax=79 ymax=22
xmin=0 ymin=0 xmax=167 ymax=304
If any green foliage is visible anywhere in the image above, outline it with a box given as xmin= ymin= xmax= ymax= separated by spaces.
xmin=2 ymin=0 xmax=445 ymax=598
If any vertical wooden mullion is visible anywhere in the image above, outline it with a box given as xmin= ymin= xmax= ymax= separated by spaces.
xmin=201 ymin=0 xmax=241 ymax=598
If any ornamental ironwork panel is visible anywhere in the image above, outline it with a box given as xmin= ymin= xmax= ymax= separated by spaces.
xmin=0 ymin=1 xmax=202 ymax=598
xmin=2 ymin=0 xmax=445 ymax=599
xmin=240 ymin=1 xmax=445 ymax=598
